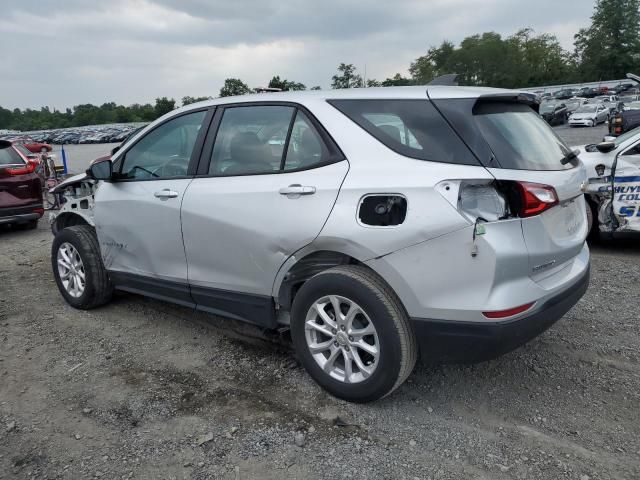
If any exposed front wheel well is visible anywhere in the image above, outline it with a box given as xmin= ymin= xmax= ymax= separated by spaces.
xmin=52 ymin=213 xmax=90 ymax=235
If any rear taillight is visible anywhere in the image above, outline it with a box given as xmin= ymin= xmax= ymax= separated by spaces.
xmin=515 ymin=182 xmax=558 ymax=217
xmin=33 ymin=207 xmax=44 ymax=217
xmin=4 ymin=160 xmax=37 ymax=176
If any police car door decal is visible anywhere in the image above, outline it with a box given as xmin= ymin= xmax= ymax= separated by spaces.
xmin=612 ymin=152 xmax=640 ymax=232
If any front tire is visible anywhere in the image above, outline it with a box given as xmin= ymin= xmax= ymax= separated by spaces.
xmin=290 ymin=265 xmax=417 ymax=403
xmin=51 ymin=225 xmax=113 ymax=309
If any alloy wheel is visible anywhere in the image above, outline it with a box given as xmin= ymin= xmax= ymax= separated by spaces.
xmin=57 ymin=242 xmax=86 ymax=298
xmin=304 ymin=295 xmax=380 ymax=384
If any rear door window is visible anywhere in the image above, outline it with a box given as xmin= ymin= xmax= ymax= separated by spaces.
xmin=328 ymin=99 xmax=480 ymax=165
xmin=473 ymin=102 xmax=574 ymax=170
xmin=209 ymin=106 xmax=294 ymax=176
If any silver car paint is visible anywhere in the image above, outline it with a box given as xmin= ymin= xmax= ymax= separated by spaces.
xmin=568 ymin=104 xmax=609 ymax=126
xmin=181 ymin=161 xmax=349 ymax=296
xmin=89 ymin=85 xmax=589 ymax=325
xmin=94 ymin=179 xmax=193 ymax=282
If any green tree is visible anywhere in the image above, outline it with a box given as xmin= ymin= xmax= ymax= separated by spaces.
xmin=410 ymin=30 xmax=575 ymax=88
xmin=182 ymin=96 xmax=212 ymax=106
xmin=268 ymin=76 xmax=306 ymax=91
xmin=381 ymin=73 xmax=414 ymax=87
xmin=574 ymin=0 xmax=640 ymax=80
xmin=331 ymin=63 xmax=363 ymax=89
xmin=219 ymin=78 xmax=251 ymax=97
xmin=154 ymin=97 xmax=176 ymax=117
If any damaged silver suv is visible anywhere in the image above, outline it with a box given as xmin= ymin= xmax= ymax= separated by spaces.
xmin=51 ymin=86 xmax=590 ymax=402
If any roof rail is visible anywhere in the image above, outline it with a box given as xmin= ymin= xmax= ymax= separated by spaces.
xmin=428 ymin=74 xmax=460 ymax=86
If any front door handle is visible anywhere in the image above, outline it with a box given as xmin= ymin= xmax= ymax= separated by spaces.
xmin=154 ymin=189 xmax=179 ymax=200
xmin=279 ymin=184 xmax=316 ymax=197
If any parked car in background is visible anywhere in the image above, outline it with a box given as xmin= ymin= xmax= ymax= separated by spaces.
xmin=564 ymin=97 xmax=588 ymax=117
xmin=554 ymin=89 xmax=575 ymax=100
xmin=22 ymin=141 xmax=52 ymax=153
xmin=591 ymin=95 xmax=620 ymax=114
xmin=540 ymin=102 xmax=568 ymax=125
xmin=48 ymin=86 xmax=589 ymax=402
xmin=620 ymin=95 xmax=640 ymax=106
xmin=0 ymin=140 xmax=44 ymax=229
xmin=569 ymin=104 xmax=610 ymax=127
xmin=577 ymin=128 xmax=640 ymax=237
xmin=577 ymin=87 xmax=600 ymax=98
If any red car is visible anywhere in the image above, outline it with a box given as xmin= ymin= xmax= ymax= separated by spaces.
xmin=10 ymin=136 xmax=52 ymax=153
xmin=0 ymin=140 xmax=44 ymax=229
xmin=23 ymin=141 xmax=52 ymax=153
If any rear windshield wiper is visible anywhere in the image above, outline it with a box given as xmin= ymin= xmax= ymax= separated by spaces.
xmin=560 ymin=149 xmax=580 ymax=165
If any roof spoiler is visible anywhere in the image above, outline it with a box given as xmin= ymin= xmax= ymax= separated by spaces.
xmin=428 ymin=74 xmax=460 ymax=86
xmin=626 ymin=73 xmax=640 ymax=84
xmin=475 ymin=92 xmax=541 ymax=112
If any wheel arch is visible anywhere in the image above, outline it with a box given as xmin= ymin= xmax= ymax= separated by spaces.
xmin=274 ymin=248 xmax=393 ymax=312
xmin=52 ymin=212 xmax=92 ymax=235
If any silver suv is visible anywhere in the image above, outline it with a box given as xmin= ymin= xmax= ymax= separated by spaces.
xmin=51 ymin=86 xmax=590 ymax=402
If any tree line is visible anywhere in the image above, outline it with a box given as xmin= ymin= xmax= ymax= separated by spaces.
xmin=1 ymin=0 xmax=638 ymax=132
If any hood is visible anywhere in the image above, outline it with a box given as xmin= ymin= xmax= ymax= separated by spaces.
xmin=570 ymin=113 xmax=595 ymax=120
xmin=573 ymin=144 xmax=615 ymax=179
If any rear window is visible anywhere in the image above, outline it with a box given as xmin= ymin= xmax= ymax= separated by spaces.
xmin=0 ymin=146 xmax=24 ymax=166
xmin=328 ymin=99 xmax=479 ymax=165
xmin=473 ymin=102 xmax=574 ymax=171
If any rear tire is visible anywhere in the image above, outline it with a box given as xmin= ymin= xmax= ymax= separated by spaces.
xmin=51 ymin=225 xmax=113 ymax=309
xmin=290 ymin=265 xmax=417 ymax=403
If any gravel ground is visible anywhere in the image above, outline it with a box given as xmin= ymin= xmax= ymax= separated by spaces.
xmin=1 ymin=123 xmax=638 ymax=480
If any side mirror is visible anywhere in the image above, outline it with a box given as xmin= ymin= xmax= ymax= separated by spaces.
xmin=596 ymin=141 xmax=616 ymax=153
xmin=111 ymin=145 xmax=121 ymax=156
xmin=87 ymin=158 xmax=113 ymax=180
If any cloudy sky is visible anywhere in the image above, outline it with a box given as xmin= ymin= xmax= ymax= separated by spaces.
xmin=0 ymin=0 xmax=595 ymax=110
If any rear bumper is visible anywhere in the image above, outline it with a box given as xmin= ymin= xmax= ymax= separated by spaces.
xmin=411 ymin=264 xmax=590 ymax=363
xmin=0 ymin=204 xmax=44 ymax=225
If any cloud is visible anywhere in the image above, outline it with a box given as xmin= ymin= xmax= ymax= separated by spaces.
xmin=0 ymin=0 xmax=594 ymax=109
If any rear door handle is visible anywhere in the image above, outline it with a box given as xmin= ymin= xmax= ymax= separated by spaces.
xmin=154 ymin=189 xmax=179 ymax=200
xmin=279 ymin=184 xmax=316 ymax=197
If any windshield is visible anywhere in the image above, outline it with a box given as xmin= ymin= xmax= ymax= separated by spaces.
xmin=539 ymin=103 xmax=556 ymax=113
xmin=473 ymin=102 xmax=573 ymax=171
xmin=576 ymin=105 xmax=597 ymax=113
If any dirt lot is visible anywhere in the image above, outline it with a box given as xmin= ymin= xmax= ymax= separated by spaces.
xmin=1 ymin=124 xmax=639 ymax=479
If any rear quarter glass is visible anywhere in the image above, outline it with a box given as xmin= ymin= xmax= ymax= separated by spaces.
xmin=327 ymin=99 xmax=481 ymax=166
xmin=0 ymin=145 xmax=25 ymax=166
xmin=433 ymin=99 xmax=576 ymax=171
